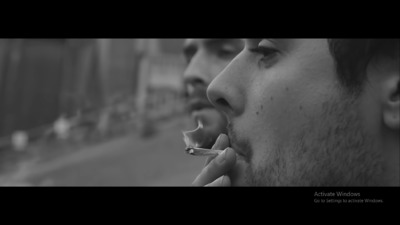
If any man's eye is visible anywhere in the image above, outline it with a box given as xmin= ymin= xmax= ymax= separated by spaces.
xmin=248 ymin=46 xmax=278 ymax=67
xmin=217 ymin=49 xmax=236 ymax=58
xmin=216 ymin=48 xmax=238 ymax=59
xmin=215 ymin=44 xmax=242 ymax=59
xmin=249 ymin=46 xmax=277 ymax=57
xmin=183 ymin=48 xmax=196 ymax=64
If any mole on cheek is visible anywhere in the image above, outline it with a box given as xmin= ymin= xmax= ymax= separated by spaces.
xmin=299 ymin=105 xmax=303 ymax=110
xmin=270 ymin=96 xmax=274 ymax=101
xmin=256 ymin=111 xmax=259 ymax=115
xmin=260 ymin=105 xmax=264 ymax=110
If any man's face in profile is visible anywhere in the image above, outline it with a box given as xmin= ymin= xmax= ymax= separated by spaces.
xmin=207 ymin=39 xmax=399 ymax=186
xmin=182 ymin=39 xmax=244 ymax=148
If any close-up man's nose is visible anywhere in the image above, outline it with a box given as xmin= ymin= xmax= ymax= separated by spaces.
xmin=207 ymin=60 xmax=245 ymax=118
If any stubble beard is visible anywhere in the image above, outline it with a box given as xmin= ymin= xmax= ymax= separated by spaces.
xmin=243 ymin=89 xmax=385 ymax=186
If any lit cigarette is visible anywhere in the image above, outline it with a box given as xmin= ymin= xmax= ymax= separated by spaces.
xmin=185 ymin=147 xmax=223 ymax=156
xmin=183 ymin=120 xmax=223 ymax=156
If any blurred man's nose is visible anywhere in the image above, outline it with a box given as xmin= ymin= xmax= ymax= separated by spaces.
xmin=183 ymin=52 xmax=212 ymax=92
xmin=207 ymin=56 xmax=245 ymax=118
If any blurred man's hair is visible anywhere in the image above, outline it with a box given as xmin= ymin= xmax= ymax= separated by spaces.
xmin=328 ymin=39 xmax=399 ymax=94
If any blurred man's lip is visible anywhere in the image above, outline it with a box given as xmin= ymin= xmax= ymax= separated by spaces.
xmin=191 ymin=108 xmax=217 ymax=124
xmin=188 ymin=99 xmax=214 ymax=113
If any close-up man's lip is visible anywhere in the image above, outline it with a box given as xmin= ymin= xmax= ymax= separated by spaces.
xmin=227 ymin=123 xmax=251 ymax=162
xmin=228 ymin=137 xmax=248 ymax=159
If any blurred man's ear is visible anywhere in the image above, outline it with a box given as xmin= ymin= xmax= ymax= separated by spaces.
xmin=382 ymin=69 xmax=399 ymax=130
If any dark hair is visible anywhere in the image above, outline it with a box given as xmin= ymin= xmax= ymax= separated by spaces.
xmin=328 ymin=39 xmax=399 ymax=94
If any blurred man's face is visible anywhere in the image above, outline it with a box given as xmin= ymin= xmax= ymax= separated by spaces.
xmin=183 ymin=39 xmax=244 ymax=148
xmin=208 ymin=39 xmax=397 ymax=186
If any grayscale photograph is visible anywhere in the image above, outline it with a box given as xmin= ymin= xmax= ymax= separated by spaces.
xmin=0 ymin=39 xmax=398 ymax=188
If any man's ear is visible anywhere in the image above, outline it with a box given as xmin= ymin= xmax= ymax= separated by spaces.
xmin=382 ymin=74 xmax=399 ymax=130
